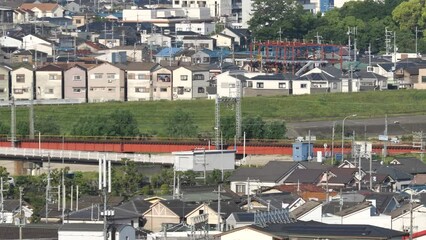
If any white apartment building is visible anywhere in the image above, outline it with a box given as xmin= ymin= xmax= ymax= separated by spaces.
xmin=176 ymin=22 xmax=216 ymax=35
xmin=172 ymin=0 xmax=232 ymax=18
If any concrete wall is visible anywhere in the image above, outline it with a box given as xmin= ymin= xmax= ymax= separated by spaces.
xmin=0 ymin=67 xmax=10 ymax=101
xmin=87 ymin=63 xmax=125 ymax=102
xmin=12 ymin=67 xmax=35 ymax=100
xmin=127 ymin=70 xmax=152 ymax=101
xmin=221 ymin=228 xmax=274 ymax=240
xmin=35 ymin=70 xmax=63 ymax=99
xmin=152 ymin=68 xmax=172 ymax=100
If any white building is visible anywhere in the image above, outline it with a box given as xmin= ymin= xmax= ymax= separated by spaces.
xmin=22 ymin=34 xmax=53 ymax=56
xmin=176 ymin=22 xmax=216 ymax=35
xmin=0 ymin=36 xmax=22 ymax=49
xmin=172 ymin=149 xmax=236 ymax=172
xmin=19 ymin=3 xmax=64 ymax=19
xmin=58 ymin=223 xmax=135 ymax=240
xmin=241 ymin=0 xmax=253 ymax=28
xmin=172 ymin=0 xmax=232 ymax=18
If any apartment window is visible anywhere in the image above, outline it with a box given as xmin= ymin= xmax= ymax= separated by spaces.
xmin=256 ymin=82 xmax=264 ymax=88
xmin=278 ymin=82 xmax=286 ymax=88
xmin=160 ymin=88 xmax=167 ymax=92
xmin=13 ymin=89 xmax=23 ymax=94
xmin=128 ymin=73 xmax=135 ymax=79
xmin=193 ymin=74 xmax=204 ymax=80
xmin=181 ymin=75 xmax=188 ymax=81
xmin=247 ymin=81 xmax=253 ymax=87
xmin=138 ymin=74 xmax=148 ymax=80
xmin=108 ymin=88 xmax=115 ymax=92
xmin=16 ymin=74 xmax=25 ymax=83
xmin=22 ymin=57 xmax=29 ymax=62
xmin=174 ymin=0 xmax=179 ymax=4
xmin=107 ymin=73 xmax=116 ymax=79
xmin=301 ymin=83 xmax=307 ymax=88
xmin=73 ymin=88 xmax=84 ymax=93
xmin=135 ymin=87 xmax=148 ymax=93
xmin=199 ymin=209 xmax=204 ymax=214
xmin=177 ymin=87 xmax=184 ymax=95
xmin=198 ymin=87 xmax=204 ymax=93
xmin=76 ymin=19 xmax=81 ymax=24
xmin=0 ymin=74 xmax=5 ymax=80
xmin=0 ymin=88 xmax=5 ymax=93
xmin=49 ymin=74 xmax=58 ymax=80
xmin=422 ymin=76 xmax=426 ymax=83
xmin=235 ymin=184 xmax=246 ymax=194
xmin=94 ymin=73 xmax=103 ymax=79
xmin=73 ymin=75 xmax=81 ymax=81
xmin=46 ymin=89 xmax=54 ymax=94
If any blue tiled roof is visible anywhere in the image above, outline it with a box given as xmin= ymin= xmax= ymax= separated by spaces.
xmin=155 ymin=47 xmax=182 ymax=57
xmin=201 ymin=49 xmax=230 ymax=58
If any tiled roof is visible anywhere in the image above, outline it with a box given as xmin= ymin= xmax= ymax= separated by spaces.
xmin=376 ymin=166 xmax=413 ymax=180
xmin=328 ymin=168 xmax=358 ymax=184
xmin=334 ymin=201 xmax=371 ymax=216
xmin=269 ymin=184 xmax=325 ymax=193
xmin=0 ymin=224 xmax=60 ymax=239
xmin=20 ymin=3 xmax=60 ymax=12
xmin=126 ymin=62 xmax=159 ymax=71
xmin=159 ymin=199 xmax=198 ymax=217
xmin=390 ymin=157 xmax=426 ymax=174
xmin=284 ymin=169 xmax=324 ymax=184
xmin=251 ymin=73 xmax=294 ymax=81
xmin=290 ymin=201 xmax=321 ymax=218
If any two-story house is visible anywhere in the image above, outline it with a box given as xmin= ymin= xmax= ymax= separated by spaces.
xmin=11 ymin=66 xmax=34 ymax=100
xmin=182 ymin=36 xmax=215 ymax=50
xmin=19 ymin=3 xmax=64 ymax=19
xmin=87 ymin=63 xmax=126 ymax=102
xmin=0 ymin=64 xmax=12 ymax=101
xmin=0 ymin=35 xmax=22 ymax=49
xmin=126 ymin=62 xmax=160 ymax=101
xmin=152 ymin=65 xmax=177 ymax=100
xmin=172 ymin=66 xmax=210 ymax=100
xmin=246 ymin=73 xmax=294 ymax=96
xmin=215 ymin=71 xmax=247 ymax=98
xmin=22 ymin=34 xmax=53 ymax=56
xmin=35 ymin=64 xmax=64 ymax=100
xmin=64 ymin=64 xmax=89 ymax=102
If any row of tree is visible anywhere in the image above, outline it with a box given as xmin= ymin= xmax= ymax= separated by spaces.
xmin=248 ymin=0 xmax=426 ymax=54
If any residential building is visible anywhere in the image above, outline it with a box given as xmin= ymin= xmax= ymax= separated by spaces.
xmin=87 ymin=63 xmax=126 ymax=102
xmin=221 ymin=27 xmax=250 ymax=50
xmin=35 ymin=64 xmax=64 ymax=100
xmin=58 ymin=223 xmax=136 ymax=240
xmin=0 ymin=64 xmax=12 ymax=101
xmin=12 ymin=50 xmax=33 ymax=65
xmin=63 ymin=64 xmax=88 ymax=101
xmin=154 ymin=48 xmax=182 ymax=64
xmin=126 ymin=62 xmax=159 ymax=101
xmin=64 ymin=2 xmax=80 ymax=13
xmin=97 ymin=33 xmax=121 ymax=48
xmin=0 ymin=7 xmax=14 ymax=24
xmin=13 ymin=8 xmax=35 ymax=24
xmin=172 ymin=0 xmax=230 ymax=18
xmin=226 ymin=212 xmax=255 ymax=230
xmin=172 ymin=66 xmax=210 ymax=100
xmin=19 ymin=3 xmax=64 ymax=18
xmin=152 ymin=65 xmax=176 ymax=100
xmin=172 ymin=149 xmax=236 ymax=171
xmin=215 ymin=71 xmax=246 ymax=98
xmin=175 ymin=22 xmax=215 ymax=35
xmin=0 ymin=35 xmax=23 ymax=49
xmin=389 ymin=202 xmax=426 ymax=234
xmin=22 ymin=34 xmax=53 ymax=56
xmin=182 ymin=36 xmax=215 ymax=50
xmin=11 ymin=66 xmax=34 ymax=100
xmin=187 ymin=201 xmax=241 ymax=231
xmin=0 ymin=199 xmax=33 ymax=224
xmin=246 ymin=74 xmax=293 ymax=96
xmin=191 ymin=49 xmax=229 ymax=64
xmin=77 ymin=41 xmax=107 ymax=53
xmin=211 ymin=33 xmax=234 ymax=49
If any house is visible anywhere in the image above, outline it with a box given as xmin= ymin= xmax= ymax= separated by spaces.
xmin=376 ymin=165 xmax=413 ymax=191
xmin=35 ymin=64 xmax=64 ymax=100
xmin=77 ymin=41 xmax=107 ymax=53
xmin=215 ymin=221 xmax=407 ymax=240
xmin=22 ymin=34 xmax=53 ymax=56
xmin=240 ymin=192 xmax=305 ymax=212
xmin=87 ymin=63 xmax=126 ymax=102
xmin=389 ymin=157 xmax=426 ymax=175
xmin=318 ymin=168 xmax=365 ymax=191
xmin=126 ymin=62 xmax=160 ymax=101
xmin=215 ymin=71 xmax=247 ymax=98
xmin=0 ymin=199 xmax=33 ymax=224
xmin=283 ymin=169 xmax=325 ymax=185
xmin=19 ymin=3 xmax=64 ymax=19
xmin=415 ymin=68 xmax=426 ymax=89
xmin=0 ymin=64 xmax=12 ymax=101
xmin=394 ymin=64 xmax=425 ymax=89
xmin=388 ymin=202 xmax=426 ymax=234
xmin=12 ymin=50 xmax=33 ymax=65
xmin=97 ymin=45 xmax=149 ymax=63
xmin=226 ymin=212 xmax=255 ymax=230
xmin=97 ymin=33 xmax=122 ymax=48
xmin=290 ymin=201 xmax=322 ymax=222
xmin=175 ymin=22 xmax=215 ymax=35
xmin=229 ymin=161 xmax=314 ymax=195
xmin=298 ymin=67 xmax=343 ymax=94
xmin=221 ymin=27 xmax=250 ymax=50
xmin=154 ymin=47 xmax=182 ymax=64
xmin=360 ymin=192 xmax=403 ymax=214
xmin=211 ymin=33 xmax=234 ymax=49
xmin=262 ymin=184 xmax=336 ymax=202
xmin=11 ymin=65 xmax=34 ymax=100
xmin=146 ymin=33 xmax=174 ymax=48
xmin=142 ymin=199 xmax=198 ymax=232
xmin=152 ymin=65 xmax=176 ymax=100
xmin=63 ymin=64 xmax=89 ymax=102
xmin=246 ymin=74 xmax=293 ymax=96
xmin=58 ymin=223 xmax=136 ymax=240
xmin=0 ymin=35 xmax=23 ymax=49
xmin=191 ymin=49 xmax=229 ymax=64
xmin=13 ymin=8 xmax=35 ymax=24
xmin=186 ymin=201 xmax=241 ymax=231
xmin=363 ymin=173 xmax=396 ymax=192
xmin=182 ymin=36 xmax=215 ymax=50
xmin=64 ymin=1 xmax=81 ymax=13
xmin=172 ymin=66 xmax=210 ymax=100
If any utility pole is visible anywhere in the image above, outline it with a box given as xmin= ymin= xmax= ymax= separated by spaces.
xmin=99 ymin=156 xmax=112 ymax=240
xmin=10 ymin=95 xmax=16 ymax=147
xmin=45 ymin=155 xmax=51 ymax=223
xmin=213 ymin=184 xmax=225 ymax=232
xmin=247 ymin=177 xmax=251 ymax=213
xmin=0 ymin=177 xmax=4 ymax=223
xmin=331 ymin=122 xmax=335 ymax=165
xmin=384 ymin=114 xmax=388 ymax=159
xmin=29 ymin=82 xmax=34 ymax=140
xmin=19 ymin=187 xmax=23 ymax=240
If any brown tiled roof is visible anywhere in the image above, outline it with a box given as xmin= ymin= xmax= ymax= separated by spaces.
xmin=126 ymin=62 xmax=159 ymax=71
xmin=20 ymin=3 xmax=60 ymax=12
xmin=82 ymin=41 xmax=107 ymax=51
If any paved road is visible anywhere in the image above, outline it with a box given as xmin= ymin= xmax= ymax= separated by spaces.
xmin=286 ymin=114 xmax=426 ymax=138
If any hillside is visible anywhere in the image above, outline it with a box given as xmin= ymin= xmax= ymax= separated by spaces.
xmin=3 ymin=90 xmax=426 ymax=137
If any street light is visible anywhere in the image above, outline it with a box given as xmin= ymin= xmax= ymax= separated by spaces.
xmin=341 ymin=114 xmax=357 ymax=161
xmin=35 ymin=130 xmax=41 ymax=154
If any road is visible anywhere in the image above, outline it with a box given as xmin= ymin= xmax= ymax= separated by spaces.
xmin=286 ymin=114 xmax=426 ymax=138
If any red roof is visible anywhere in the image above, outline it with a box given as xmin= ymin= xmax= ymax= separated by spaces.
xmin=269 ymin=184 xmax=325 ymax=193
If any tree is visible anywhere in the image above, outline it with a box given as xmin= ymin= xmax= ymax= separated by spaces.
xmin=242 ymin=116 xmax=265 ymax=139
xmin=221 ymin=115 xmax=236 ymax=140
xmin=248 ymin=0 xmax=315 ymax=40
xmin=392 ymin=0 xmax=426 ymax=31
xmin=164 ymin=109 xmax=198 ymax=138
xmin=264 ymin=121 xmax=286 ymax=139
xmin=112 ymin=159 xmax=144 ymax=199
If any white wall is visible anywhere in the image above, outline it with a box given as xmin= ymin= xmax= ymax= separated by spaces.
xmin=294 ymin=205 xmax=322 ymax=222
xmin=392 ymin=205 xmax=426 ymax=234
xmin=173 ymin=150 xmax=235 ymax=171
xmin=221 ymin=228 xmax=274 ymax=240
xmin=292 ymin=80 xmax=310 ymax=95
xmin=230 ymin=181 xmax=275 ymax=195
xmin=59 ymin=231 xmax=103 ymax=240
xmin=0 ymin=36 xmax=22 ymax=48
xmin=216 ymin=71 xmax=241 ymax=98
xmin=176 ymin=22 xmax=215 ymax=35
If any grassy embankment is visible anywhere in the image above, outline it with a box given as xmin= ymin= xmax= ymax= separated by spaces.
xmin=1 ymin=90 xmax=426 ymax=137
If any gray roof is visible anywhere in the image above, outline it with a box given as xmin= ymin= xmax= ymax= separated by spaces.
xmin=361 ymin=191 xmax=402 ymax=214
xmin=59 ymin=223 xmax=104 ymax=231
xmin=0 ymin=224 xmax=60 ymax=239
xmin=388 ymin=202 xmax=422 ymax=218
xmin=126 ymin=62 xmax=159 ymax=71
xmin=284 ymin=169 xmax=324 ymax=184
xmin=322 ymin=201 xmax=361 ymax=215
xmin=334 ymin=201 xmax=371 ymax=216
xmin=390 ymin=157 xmax=426 ymax=175
xmin=230 ymin=212 xmax=254 ymax=222
xmin=376 ymin=165 xmax=413 ymax=180
xmin=251 ymin=192 xmax=300 ymax=209
xmin=328 ymin=168 xmax=358 ymax=184
xmin=160 ymin=199 xmax=198 ymax=217
xmin=250 ymin=73 xmax=294 ymax=81
xmin=290 ymin=201 xmax=321 ymax=219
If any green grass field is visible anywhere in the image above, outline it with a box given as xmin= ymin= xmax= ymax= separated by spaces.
xmin=3 ymin=90 xmax=426 ymax=137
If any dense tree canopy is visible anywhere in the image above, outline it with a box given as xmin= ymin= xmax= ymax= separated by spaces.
xmin=164 ymin=109 xmax=198 ymax=138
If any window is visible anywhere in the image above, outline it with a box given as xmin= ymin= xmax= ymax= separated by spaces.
xmin=108 ymin=88 xmax=115 ymax=92
xmin=76 ymin=19 xmax=81 ymax=24
xmin=49 ymin=74 xmax=58 ymax=80
xmin=94 ymin=73 xmax=103 ymax=79
xmin=22 ymin=57 xmax=29 ymax=62
xmin=46 ymin=89 xmax=54 ymax=94
xmin=14 ymin=89 xmax=23 ymax=94
xmin=135 ymin=87 xmax=148 ymax=93
xmin=247 ymin=81 xmax=253 ymax=87
xmin=177 ymin=87 xmax=184 ymax=95
xmin=181 ymin=75 xmax=188 ymax=81
xmin=236 ymin=184 xmax=246 ymax=194
xmin=229 ymin=83 xmax=236 ymax=88
xmin=160 ymin=88 xmax=167 ymax=92
xmin=0 ymin=74 xmax=5 ymax=80
xmin=73 ymin=75 xmax=81 ymax=81
xmin=193 ymin=74 xmax=204 ymax=80
xmin=278 ymin=82 xmax=286 ymax=88
xmin=107 ymin=73 xmax=116 ymax=79
xmin=108 ymin=79 xmax=114 ymax=83
xmin=138 ymin=74 xmax=148 ymax=80
xmin=127 ymin=73 xmax=135 ymax=79
xmin=422 ymin=76 xmax=426 ymax=83
xmin=199 ymin=210 xmax=204 ymax=215
xmin=256 ymin=82 xmax=264 ymax=88
xmin=73 ymin=88 xmax=84 ymax=93
xmin=198 ymin=87 xmax=204 ymax=93
xmin=16 ymin=74 xmax=25 ymax=83
xmin=0 ymin=88 xmax=5 ymax=93
xmin=301 ymin=83 xmax=307 ymax=88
